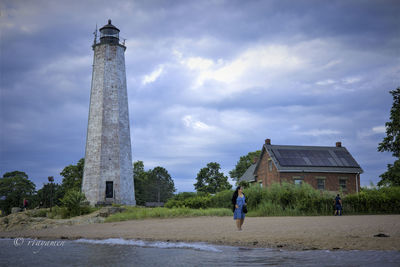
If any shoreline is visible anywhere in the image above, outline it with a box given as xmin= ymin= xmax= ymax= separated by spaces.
xmin=1 ymin=215 xmax=399 ymax=251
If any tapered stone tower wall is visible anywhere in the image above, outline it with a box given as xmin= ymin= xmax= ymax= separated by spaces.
xmin=82 ymin=20 xmax=136 ymax=206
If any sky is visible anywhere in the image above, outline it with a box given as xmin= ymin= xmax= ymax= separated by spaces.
xmin=1 ymin=0 xmax=399 ymax=192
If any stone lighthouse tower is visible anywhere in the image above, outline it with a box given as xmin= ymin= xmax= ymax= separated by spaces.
xmin=82 ymin=20 xmax=136 ymax=206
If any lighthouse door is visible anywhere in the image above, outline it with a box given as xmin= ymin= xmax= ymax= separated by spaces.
xmin=105 ymin=181 xmax=113 ymax=198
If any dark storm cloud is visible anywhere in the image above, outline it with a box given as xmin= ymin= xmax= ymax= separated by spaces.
xmin=1 ymin=0 xmax=399 ymax=191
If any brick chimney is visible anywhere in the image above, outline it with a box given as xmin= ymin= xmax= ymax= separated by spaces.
xmin=252 ymin=157 xmax=258 ymax=164
xmin=336 ymin=142 xmax=342 ymax=147
xmin=265 ymin=138 xmax=271 ymax=145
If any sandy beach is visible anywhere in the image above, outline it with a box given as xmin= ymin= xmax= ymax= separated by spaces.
xmin=1 ymin=215 xmax=399 ymax=251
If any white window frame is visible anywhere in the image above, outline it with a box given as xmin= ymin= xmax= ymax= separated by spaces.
xmin=339 ymin=178 xmax=347 ymax=191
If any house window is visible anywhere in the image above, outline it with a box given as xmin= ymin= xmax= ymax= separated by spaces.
xmin=268 ymin=160 xmax=273 ymax=172
xmin=339 ymin=179 xmax=347 ymax=190
xmin=317 ymin=179 xmax=325 ymax=190
xmin=294 ymin=179 xmax=303 ymax=186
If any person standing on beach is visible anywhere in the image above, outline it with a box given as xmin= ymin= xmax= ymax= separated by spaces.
xmin=232 ymin=186 xmax=246 ymax=230
xmin=334 ymin=194 xmax=342 ymax=216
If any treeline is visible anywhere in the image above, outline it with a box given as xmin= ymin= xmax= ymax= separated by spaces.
xmin=0 ymin=161 xmax=91 ymax=217
xmin=165 ymin=183 xmax=400 ymax=215
xmin=0 ymin=159 xmax=177 ymax=216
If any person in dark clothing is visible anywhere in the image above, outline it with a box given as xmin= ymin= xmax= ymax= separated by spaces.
xmin=23 ymin=198 xmax=28 ymax=211
xmin=334 ymin=194 xmax=342 ymax=216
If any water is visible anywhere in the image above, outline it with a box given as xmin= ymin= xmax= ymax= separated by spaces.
xmin=0 ymin=238 xmax=399 ymax=267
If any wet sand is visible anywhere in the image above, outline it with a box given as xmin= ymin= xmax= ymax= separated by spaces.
xmin=1 ymin=215 xmax=399 ymax=251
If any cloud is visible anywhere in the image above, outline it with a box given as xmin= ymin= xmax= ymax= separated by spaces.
xmin=298 ymin=129 xmax=341 ymax=137
xmin=182 ymin=115 xmax=213 ymax=131
xmin=176 ymin=44 xmax=304 ymax=96
xmin=142 ymin=65 xmax=164 ymax=85
xmin=316 ymin=79 xmax=336 ymax=86
xmin=372 ymin=126 xmax=386 ymax=134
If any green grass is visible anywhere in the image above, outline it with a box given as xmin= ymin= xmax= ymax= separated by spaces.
xmin=105 ymin=207 xmax=232 ymax=222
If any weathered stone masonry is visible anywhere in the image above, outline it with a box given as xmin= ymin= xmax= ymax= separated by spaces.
xmin=82 ymin=20 xmax=136 ymax=206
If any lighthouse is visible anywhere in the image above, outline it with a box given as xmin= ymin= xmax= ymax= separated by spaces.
xmin=82 ymin=20 xmax=136 ymax=206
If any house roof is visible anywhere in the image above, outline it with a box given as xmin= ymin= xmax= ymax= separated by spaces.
xmin=255 ymin=144 xmax=363 ymax=174
xmin=238 ymin=163 xmax=257 ymax=183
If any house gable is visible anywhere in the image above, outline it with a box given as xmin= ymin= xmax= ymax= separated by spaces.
xmin=238 ymin=163 xmax=257 ymax=183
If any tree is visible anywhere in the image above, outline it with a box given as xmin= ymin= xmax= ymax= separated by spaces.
xmin=36 ymin=182 xmax=63 ymax=208
xmin=133 ymin=161 xmax=176 ymax=204
xmin=147 ymin=167 xmax=176 ymax=203
xmin=229 ymin=150 xmax=261 ymax=183
xmin=378 ymin=160 xmax=400 ymax=187
xmin=60 ymin=158 xmax=84 ymax=194
xmin=194 ymin=162 xmax=232 ymax=194
xmin=378 ymin=87 xmax=400 ymax=157
xmin=378 ymin=87 xmax=400 ymax=186
xmin=0 ymin=171 xmax=36 ymax=214
xmin=133 ymin=161 xmax=148 ymax=205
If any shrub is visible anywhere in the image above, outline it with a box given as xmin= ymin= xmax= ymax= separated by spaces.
xmin=165 ymin=194 xmax=212 ymax=209
xmin=243 ymin=185 xmax=263 ymax=210
xmin=210 ymin=190 xmax=233 ymax=209
xmin=60 ymin=190 xmax=90 ymax=217
xmin=166 ymin=185 xmax=400 ymax=216
xmin=344 ymin=186 xmax=400 ymax=214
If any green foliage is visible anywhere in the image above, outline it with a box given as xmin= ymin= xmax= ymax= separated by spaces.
xmin=377 ymin=87 xmax=400 ymax=187
xmin=229 ymin=150 xmax=261 ymax=183
xmin=210 ymin=190 xmax=234 ymax=209
xmin=147 ymin=167 xmax=176 ymax=202
xmin=133 ymin=161 xmax=176 ymax=205
xmin=105 ymin=206 xmax=232 ymax=222
xmin=60 ymin=190 xmax=89 ymax=217
xmin=170 ymin=192 xmax=197 ymax=201
xmin=165 ymin=190 xmax=233 ymax=209
xmin=242 ymin=183 xmax=334 ymax=216
xmin=36 ymin=182 xmax=63 ymax=208
xmin=46 ymin=206 xmax=69 ymax=219
xmin=0 ymin=171 xmax=36 ymax=214
xmin=165 ymin=194 xmax=212 ymax=209
xmin=28 ymin=208 xmax=49 ymax=217
xmin=378 ymin=159 xmax=400 ymax=187
xmin=60 ymin=158 xmax=84 ymax=194
xmin=238 ymin=180 xmax=250 ymax=189
xmin=133 ymin=161 xmax=148 ymax=205
xmin=378 ymin=87 xmax=400 ymax=158
xmin=343 ymin=186 xmax=400 ymax=214
xmin=194 ymin=162 xmax=232 ymax=194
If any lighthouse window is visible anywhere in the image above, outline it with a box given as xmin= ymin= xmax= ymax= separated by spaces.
xmin=100 ymin=29 xmax=119 ymax=39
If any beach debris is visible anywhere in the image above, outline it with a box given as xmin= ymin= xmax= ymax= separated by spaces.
xmin=374 ymin=233 xmax=390 ymax=237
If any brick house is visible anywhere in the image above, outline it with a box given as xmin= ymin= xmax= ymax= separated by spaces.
xmin=239 ymin=139 xmax=363 ymax=194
